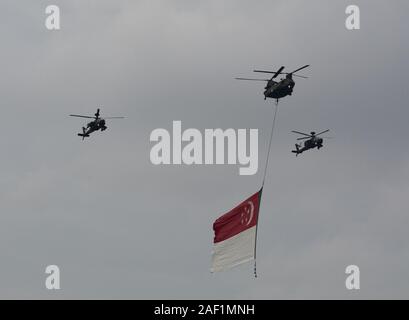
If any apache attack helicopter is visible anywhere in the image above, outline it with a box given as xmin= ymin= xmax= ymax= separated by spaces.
xmin=291 ymin=129 xmax=330 ymax=156
xmin=236 ymin=65 xmax=310 ymax=103
xmin=69 ymin=108 xmax=124 ymax=140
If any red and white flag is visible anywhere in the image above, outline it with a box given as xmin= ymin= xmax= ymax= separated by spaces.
xmin=211 ymin=189 xmax=262 ymax=272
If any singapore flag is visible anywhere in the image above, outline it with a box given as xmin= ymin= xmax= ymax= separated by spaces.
xmin=211 ymin=189 xmax=262 ymax=272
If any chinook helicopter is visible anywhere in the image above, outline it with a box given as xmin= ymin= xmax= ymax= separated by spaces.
xmin=291 ymin=129 xmax=330 ymax=156
xmin=236 ymin=65 xmax=309 ymax=103
xmin=69 ymin=108 xmax=124 ymax=140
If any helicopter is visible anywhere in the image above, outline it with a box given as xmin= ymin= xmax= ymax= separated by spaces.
xmin=236 ymin=65 xmax=310 ymax=103
xmin=69 ymin=108 xmax=124 ymax=140
xmin=291 ymin=129 xmax=330 ymax=156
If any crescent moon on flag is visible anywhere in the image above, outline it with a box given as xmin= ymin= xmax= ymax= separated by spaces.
xmin=246 ymin=201 xmax=254 ymax=225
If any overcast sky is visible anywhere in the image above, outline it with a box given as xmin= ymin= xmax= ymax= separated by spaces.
xmin=0 ymin=0 xmax=408 ymax=299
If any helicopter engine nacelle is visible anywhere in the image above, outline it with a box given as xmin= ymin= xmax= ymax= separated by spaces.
xmin=99 ymin=119 xmax=107 ymax=130
xmin=304 ymin=140 xmax=313 ymax=148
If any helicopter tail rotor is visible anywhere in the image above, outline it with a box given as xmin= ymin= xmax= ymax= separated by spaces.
xmin=77 ymin=127 xmax=89 ymax=140
xmin=291 ymin=144 xmax=301 ymax=156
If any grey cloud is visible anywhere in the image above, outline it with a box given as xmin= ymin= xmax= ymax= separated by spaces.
xmin=0 ymin=0 xmax=408 ymax=298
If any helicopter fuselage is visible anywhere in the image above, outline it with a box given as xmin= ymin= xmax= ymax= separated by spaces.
xmin=236 ymin=64 xmax=309 ymax=101
xmin=84 ymin=118 xmax=107 ymax=135
xmin=264 ymin=78 xmax=295 ymax=99
xmin=294 ymin=137 xmax=323 ymax=155
xmin=70 ymin=108 xmax=124 ymax=140
xmin=303 ymin=136 xmax=323 ymax=150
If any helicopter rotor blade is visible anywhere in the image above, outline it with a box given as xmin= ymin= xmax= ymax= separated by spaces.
xmin=104 ymin=117 xmax=125 ymax=119
xmin=253 ymin=70 xmax=281 ymax=74
xmin=291 ymin=130 xmax=312 ymax=137
xmin=235 ymin=77 xmax=269 ymax=81
xmin=69 ymin=114 xmax=95 ymax=119
xmin=316 ymin=129 xmax=330 ymax=136
xmin=289 ymin=64 xmax=310 ymax=75
xmin=253 ymin=70 xmax=308 ymax=79
xmin=292 ymin=74 xmax=308 ymax=79
xmin=297 ymin=136 xmax=310 ymax=141
xmin=271 ymin=66 xmax=285 ymax=79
